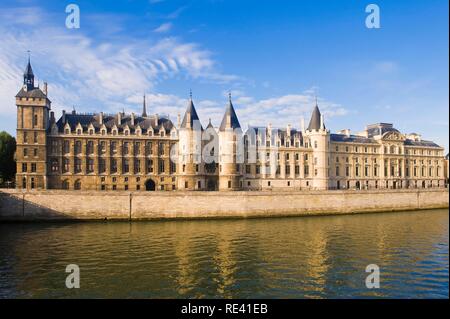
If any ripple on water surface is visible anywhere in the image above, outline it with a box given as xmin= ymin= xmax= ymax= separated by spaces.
xmin=0 ymin=209 xmax=448 ymax=298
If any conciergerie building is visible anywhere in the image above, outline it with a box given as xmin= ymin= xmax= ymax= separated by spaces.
xmin=15 ymin=60 xmax=447 ymax=191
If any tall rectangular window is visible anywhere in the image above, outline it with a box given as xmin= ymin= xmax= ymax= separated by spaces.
xmin=87 ymin=141 xmax=94 ymax=154
xmin=123 ymin=159 xmax=130 ymax=173
xmin=87 ymin=159 xmax=94 ymax=173
xmin=99 ymin=158 xmax=106 ymax=173
xmin=111 ymin=159 xmax=117 ymax=173
xmin=64 ymin=140 xmax=70 ymax=154
xmin=135 ymin=160 xmax=141 ymax=174
xmin=75 ymin=141 xmax=82 ymax=154
xmin=75 ymin=158 xmax=82 ymax=173
xmin=63 ymin=158 xmax=70 ymax=173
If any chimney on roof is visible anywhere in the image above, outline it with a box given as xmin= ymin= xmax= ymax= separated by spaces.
xmin=99 ymin=112 xmax=103 ymax=125
xmin=117 ymin=112 xmax=122 ymax=125
xmin=287 ymin=124 xmax=291 ymax=136
xmin=50 ymin=111 xmax=55 ymax=124
xmin=155 ymin=113 xmax=159 ymax=124
xmin=301 ymin=117 xmax=305 ymax=132
xmin=62 ymin=110 xmax=66 ymax=123
xmin=177 ymin=113 xmax=181 ymax=128
xmin=131 ymin=112 xmax=135 ymax=126
xmin=43 ymin=82 xmax=48 ymax=96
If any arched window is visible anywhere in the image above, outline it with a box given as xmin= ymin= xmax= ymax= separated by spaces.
xmin=62 ymin=180 xmax=69 ymax=190
xmin=74 ymin=179 xmax=81 ymax=190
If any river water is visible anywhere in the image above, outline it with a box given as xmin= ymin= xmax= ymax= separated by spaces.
xmin=0 ymin=209 xmax=448 ymax=298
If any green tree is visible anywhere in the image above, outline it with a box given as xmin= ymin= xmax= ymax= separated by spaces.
xmin=0 ymin=131 xmax=16 ymax=182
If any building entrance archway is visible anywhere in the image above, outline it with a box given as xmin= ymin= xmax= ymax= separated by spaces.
xmin=145 ymin=179 xmax=156 ymax=191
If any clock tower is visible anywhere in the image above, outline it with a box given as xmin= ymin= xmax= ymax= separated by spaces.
xmin=15 ymin=58 xmax=51 ymax=190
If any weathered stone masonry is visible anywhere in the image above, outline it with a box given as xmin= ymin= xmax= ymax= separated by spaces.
xmin=0 ymin=189 xmax=448 ymax=221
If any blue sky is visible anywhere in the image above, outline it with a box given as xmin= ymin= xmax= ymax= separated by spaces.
xmin=0 ymin=0 xmax=448 ymax=150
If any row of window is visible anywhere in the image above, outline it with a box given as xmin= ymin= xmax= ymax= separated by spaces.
xmin=51 ymin=140 xmax=169 ymax=156
xmin=22 ymin=132 xmax=39 ymax=144
xmin=21 ymin=163 xmax=37 ymax=173
xmin=50 ymin=158 xmax=176 ymax=174
xmin=22 ymin=148 xmax=39 ymax=157
xmin=65 ymin=127 xmax=175 ymax=138
xmin=333 ymin=165 xmax=441 ymax=178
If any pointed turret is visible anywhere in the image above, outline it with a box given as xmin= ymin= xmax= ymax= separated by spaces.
xmin=23 ymin=56 xmax=35 ymax=91
xmin=307 ymin=98 xmax=325 ymax=131
xmin=219 ymin=93 xmax=241 ymax=131
xmin=206 ymin=118 xmax=214 ymax=129
xmin=142 ymin=94 xmax=148 ymax=117
xmin=180 ymin=91 xmax=202 ymax=129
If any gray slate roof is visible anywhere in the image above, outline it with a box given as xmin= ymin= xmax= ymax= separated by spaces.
xmin=330 ymin=134 xmax=378 ymax=144
xmin=403 ymin=139 xmax=441 ymax=148
xmin=55 ymin=113 xmax=174 ymax=134
xmin=307 ymin=105 xmax=324 ymax=131
xmin=219 ymin=100 xmax=241 ymax=131
xmin=16 ymin=87 xmax=47 ymax=99
xmin=180 ymin=99 xmax=202 ymax=129
xmin=24 ymin=60 xmax=33 ymax=76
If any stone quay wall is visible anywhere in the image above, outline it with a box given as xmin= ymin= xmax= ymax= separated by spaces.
xmin=0 ymin=188 xmax=448 ymax=221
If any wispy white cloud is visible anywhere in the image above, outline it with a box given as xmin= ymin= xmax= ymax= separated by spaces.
xmin=153 ymin=22 xmax=173 ymax=33
xmin=0 ymin=6 xmax=239 ymax=120
xmin=0 ymin=6 xmax=347 ymax=137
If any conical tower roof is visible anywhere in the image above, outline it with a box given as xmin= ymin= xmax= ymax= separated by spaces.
xmin=24 ymin=58 xmax=34 ymax=77
xmin=180 ymin=93 xmax=202 ymax=129
xmin=219 ymin=94 xmax=241 ymax=131
xmin=307 ymin=101 xmax=325 ymax=131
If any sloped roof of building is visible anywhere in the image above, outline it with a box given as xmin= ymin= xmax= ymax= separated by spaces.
xmin=367 ymin=126 xmax=399 ymax=138
xmin=206 ymin=118 xmax=215 ymax=130
xmin=307 ymin=105 xmax=324 ymax=131
xmin=219 ymin=99 xmax=241 ymax=131
xmin=403 ymin=139 xmax=441 ymax=148
xmin=16 ymin=87 xmax=47 ymax=99
xmin=330 ymin=134 xmax=378 ymax=144
xmin=24 ymin=59 xmax=34 ymax=77
xmin=55 ymin=113 xmax=174 ymax=134
xmin=180 ymin=99 xmax=202 ymax=129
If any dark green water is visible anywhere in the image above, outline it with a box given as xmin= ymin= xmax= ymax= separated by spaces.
xmin=0 ymin=209 xmax=448 ymax=298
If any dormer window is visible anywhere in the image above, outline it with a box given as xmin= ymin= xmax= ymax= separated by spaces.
xmin=101 ymin=129 xmax=106 ymax=136
xmin=89 ymin=129 xmax=94 ymax=135
xmin=65 ymin=129 xmax=70 ymax=134
xmin=77 ymin=129 xmax=82 ymax=135
xmin=148 ymin=131 xmax=153 ymax=137
xmin=160 ymin=131 xmax=165 ymax=137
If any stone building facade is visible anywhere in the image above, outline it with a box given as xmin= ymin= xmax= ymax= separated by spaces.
xmin=16 ymin=60 xmax=448 ymax=191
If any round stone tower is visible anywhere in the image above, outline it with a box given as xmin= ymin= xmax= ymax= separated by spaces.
xmin=218 ymin=94 xmax=243 ymax=190
xmin=304 ymin=101 xmax=330 ymax=190
xmin=177 ymin=94 xmax=205 ymax=190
